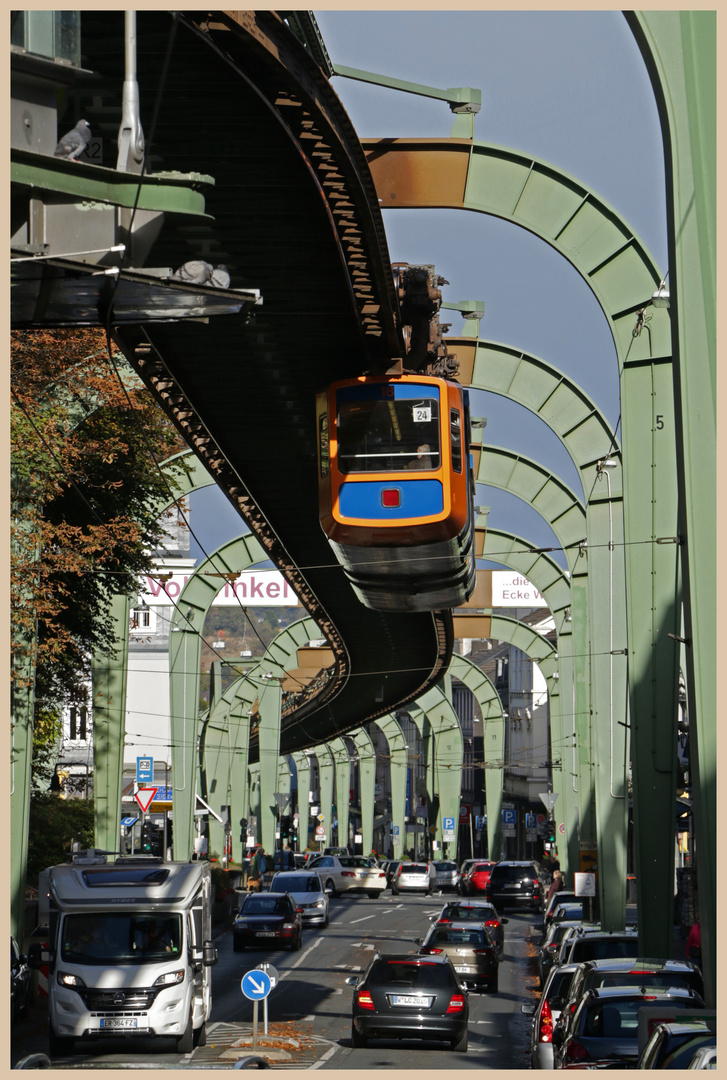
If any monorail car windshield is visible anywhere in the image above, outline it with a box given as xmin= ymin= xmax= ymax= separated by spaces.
xmin=317 ymin=374 xmax=477 ymax=613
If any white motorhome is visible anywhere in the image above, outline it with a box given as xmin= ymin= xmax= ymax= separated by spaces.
xmin=29 ymin=851 xmax=217 ymax=1057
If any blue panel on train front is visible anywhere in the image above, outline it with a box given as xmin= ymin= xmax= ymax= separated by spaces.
xmin=336 ymin=383 xmax=440 ymax=403
xmin=339 ymin=480 xmax=443 ymax=520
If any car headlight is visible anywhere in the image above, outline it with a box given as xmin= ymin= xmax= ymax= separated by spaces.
xmin=57 ymin=971 xmax=86 ymax=988
xmin=154 ymin=969 xmax=185 ymax=986
xmin=314 ymin=899 xmax=325 ymax=909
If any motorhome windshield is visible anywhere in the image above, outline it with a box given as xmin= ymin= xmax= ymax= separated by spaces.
xmin=60 ymin=913 xmax=182 ymax=964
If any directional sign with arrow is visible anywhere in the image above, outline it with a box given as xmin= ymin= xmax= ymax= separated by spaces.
xmin=241 ymin=969 xmax=272 ymax=1001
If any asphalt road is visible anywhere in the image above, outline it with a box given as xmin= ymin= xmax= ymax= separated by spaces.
xmin=12 ymin=890 xmax=542 ymax=1069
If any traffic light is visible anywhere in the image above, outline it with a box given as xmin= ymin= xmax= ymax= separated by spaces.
xmin=280 ymin=815 xmax=291 ymax=840
xmin=240 ymin=819 xmax=248 ymax=844
xmin=548 ymin=819 xmax=556 ymax=844
xmin=141 ymin=821 xmax=153 ymax=853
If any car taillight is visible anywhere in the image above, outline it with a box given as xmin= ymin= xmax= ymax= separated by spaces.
xmin=485 ymin=919 xmax=500 ymax=929
xmin=437 ymin=918 xmax=451 ymax=924
xmin=538 ymin=999 xmax=553 ymax=1043
xmin=446 ymin=993 xmax=466 ymax=1014
xmin=341 ymin=871 xmax=356 ymax=877
xmin=424 ymin=947 xmax=443 ymax=954
xmin=472 ymin=949 xmax=492 ymax=955
xmin=377 ymin=872 xmax=386 ymax=879
xmin=546 ymin=943 xmax=559 ymax=952
xmin=567 ymin=1040 xmax=590 ymax=1061
xmin=357 ymin=991 xmax=375 ymax=1011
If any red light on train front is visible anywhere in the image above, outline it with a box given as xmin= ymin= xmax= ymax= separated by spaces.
xmin=381 ymin=488 xmax=401 ymax=508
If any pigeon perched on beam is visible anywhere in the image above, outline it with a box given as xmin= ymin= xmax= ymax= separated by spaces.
xmin=54 ymin=119 xmax=92 ymax=161
xmin=173 ymin=260 xmax=231 ymax=288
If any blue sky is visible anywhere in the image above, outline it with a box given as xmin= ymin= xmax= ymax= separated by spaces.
xmin=190 ymin=11 xmax=668 ymax=570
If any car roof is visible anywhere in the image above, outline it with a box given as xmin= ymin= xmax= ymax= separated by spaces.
xmin=588 ymin=985 xmax=696 ymax=1001
xmin=583 ymin=957 xmax=699 ymax=973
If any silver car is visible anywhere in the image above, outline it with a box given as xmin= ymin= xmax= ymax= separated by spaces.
xmin=269 ymin=870 xmax=330 ymax=926
xmin=307 ymin=854 xmax=387 ymax=898
xmin=522 ymin=963 xmax=579 ymax=1068
xmin=430 ymin=860 xmax=459 ymax=893
xmin=391 ymin=862 xmax=433 ymax=895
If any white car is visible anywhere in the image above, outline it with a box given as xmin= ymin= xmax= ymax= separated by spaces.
xmin=269 ymin=870 xmax=330 ymax=926
xmin=522 ymin=962 xmax=579 ymax=1068
xmin=307 ymin=854 xmax=387 ymax=898
xmin=391 ymin=862 xmax=434 ymax=895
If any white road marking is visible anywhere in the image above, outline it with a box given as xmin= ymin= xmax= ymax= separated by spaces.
xmin=349 ymin=914 xmax=377 ymax=924
xmin=279 ymin=935 xmax=323 ymax=978
xmin=309 ymin=1044 xmax=341 ymax=1068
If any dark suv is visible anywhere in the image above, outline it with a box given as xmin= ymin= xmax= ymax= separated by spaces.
xmin=485 ymin=860 xmax=546 ymax=911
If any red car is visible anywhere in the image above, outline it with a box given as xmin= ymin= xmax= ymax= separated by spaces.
xmin=461 ymin=861 xmax=496 ymax=895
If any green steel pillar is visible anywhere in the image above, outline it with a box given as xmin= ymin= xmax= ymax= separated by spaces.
xmin=249 ymin=763 xmax=261 ymax=846
xmin=331 ymin=738 xmax=351 ymax=849
xmin=316 ymin=744 xmax=335 ymax=852
xmin=92 ymin=590 xmax=131 ymax=853
xmin=257 ymin=679 xmax=283 ymax=855
xmin=373 ymin=715 xmax=408 ymax=860
xmin=352 ymin=728 xmax=377 ymax=855
xmin=168 ymin=615 xmax=202 ymax=861
xmin=448 ymin=656 xmax=505 ymax=864
xmin=291 ymin=751 xmax=311 ymax=851
xmin=408 ymin=678 xmax=463 ymax=861
xmin=627 ymin=8 xmax=716 ymax=1007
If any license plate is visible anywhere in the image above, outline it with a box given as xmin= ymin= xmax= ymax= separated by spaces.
xmin=100 ymin=1018 xmax=141 ymax=1030
xmin=455 ymin=966 xmax=471 ymax=973
xmin=391 ymin=994 xmax=432 ymax=1007
xmin=505 ymin=883 xmax=519 ymax=889
xmin=256 ymin=931 xmax=276 ymax=937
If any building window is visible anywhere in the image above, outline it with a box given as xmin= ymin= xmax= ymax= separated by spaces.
xmin=130 ymin=607 xmax=157 ymax=633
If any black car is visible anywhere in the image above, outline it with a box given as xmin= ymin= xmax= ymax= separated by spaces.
xmin=384 ymin=860 xmax=402 ymax=888
xmin=637 ymin=1019 xmax=716 ymax=1069
xmin=233 ymin=892 xmax=303 ymax=951
xmin=11 ymin=936 xmax=32 ymax=1024
xmin=559 ymin=956 xmax=706 ymax=1025
xmin=347 ymin=952 xmax=469 ymax=1051
xmin=485 ymin=860 xmax=546 ymax=911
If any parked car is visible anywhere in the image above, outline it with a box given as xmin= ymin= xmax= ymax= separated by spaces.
xmin=233 ymin=891 xmax=303 ymax=951
xmin=552 ymin=986 xmax=703 ymax=1068
xmin=419 ymin=921 xmax=499 ymax=992
xmin=307 ymin=854 xmax=387 ymax=898
xmin=458 ymin=859 xmax=479 ymax=885
xmin=485 ymin=860 xmax=546 ymax=911
xmin=557 ymin=926 xmax=640 ymax=968
xmin=637 ymin=1019 xmax=715 ymax=1069
xmin=558 ymin=957 xmax=706 ymax=1032
xmin=538 ymin=920 xmax=585 ymax=987
xmin=460 ymin=861 xmax=496 ymax=896
xmin=522 ymin=962 xmax=579 ymax=1068
xmin=391 ymin=862 xmax=433 ymax=896
xmin=429 ymin=860 xmax=459 ymax=893
xmin=347 ymin=951 xmax=468 ymax=1051
xmin=11 ymin=936 xmax=32 ymax=1025
xmin=430 ymin=898 xmax=508 ymax=958
xmin=550 ymin=900 xmax=585 ymax=925
xmin=269 ymin=870 xmax=329 ymax=927
xmin=542 ymin=888 xmax=576 ymax=932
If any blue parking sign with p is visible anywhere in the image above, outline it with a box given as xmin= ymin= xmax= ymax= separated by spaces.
xmin=443 ymin=817 xmax=455 ymax=831
xmin=502 ymin=808 xmax=516 ymax=825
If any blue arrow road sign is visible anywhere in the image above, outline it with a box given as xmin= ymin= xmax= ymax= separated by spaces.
xmin=137 ymin=756 xmax=153 ymax=783
xmin=121 ymin=816 xmax=139 ymax=829
xmin=443 ymin=817 xmax=455 ymax=831
xmin=241 ymin=970 xmax=272 ymax=1001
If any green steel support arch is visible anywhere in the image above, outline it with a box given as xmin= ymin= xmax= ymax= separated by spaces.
xmin=480 ymin=529 xmax=577 ymax=874
xmin=168 ymin=531 xmax=268 ymax=859
xmin=407 ymin=676 xmax=464 ymax=861
xmin=626 ymin=9 xmax=716 ymax=1004
xmin=372 ymin=714 xmax=408 ymax=860
xmin=448 ymin=656 xmax=505 ymax=864
xmin=476 ymin=446 xmax=597 ymax=876
xmin=368 ymin=122 xmax=678 ymax=942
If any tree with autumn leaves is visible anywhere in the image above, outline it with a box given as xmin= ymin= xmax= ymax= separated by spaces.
xmin=11 ymin=328 xmax=189 ymax=789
